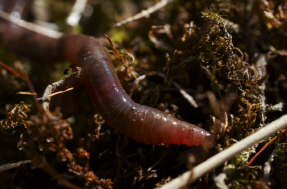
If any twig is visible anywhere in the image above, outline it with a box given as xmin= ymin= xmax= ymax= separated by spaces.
xmin=38 ymin=87 xmax=74 ymax=100
xmin=104 ymin=34 xmax=128 ymax=67
xmin=263 ymin=143 xmax=282 ymax=187
xmin=148 ymin=26 xmax=173 ymax=52
xmin=246 ymin=129 xmax=285 ymax=166
xmin=157 ymin=115 xmax=287 ymax=189
xmin=131 ymin=72 xmax=198 ymax=108
xmin=0 ymin=61 xmax=25 ymax=80
xmin=164 ymin=75 xmax=198 ymax=108
xmin=171 ymin=82 xmax=197 ymax=108
xmin=0 ymin=160 xmax=31 ymax=172
xmin=17 ymin=91 xmax=37 ymax=95
xmin=15 ymin=61 xmax=43 ymax=113
xmin=0 ymin=10 xmax=62 ymax=38
xmin=32 ymin=154 xmax=81 ymax=189
xmin=104 ymin=34 xmax=137 ymax=80
xmin=66 ymin=0 xmax=88 ymax=26
xmin=114 ymin=0 xmax=174 ymax=27
xmin=41 ymin=67 xmax=82 ymax=117
xmin=0 ymin=61 xmax=43 ymax=112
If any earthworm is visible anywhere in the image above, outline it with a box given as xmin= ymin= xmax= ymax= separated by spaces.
xmin=0 ymin=0 xmax=211 ymax=146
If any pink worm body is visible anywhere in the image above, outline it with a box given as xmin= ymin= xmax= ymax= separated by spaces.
xmin=0 ymin=0 xmax=211 ymax=146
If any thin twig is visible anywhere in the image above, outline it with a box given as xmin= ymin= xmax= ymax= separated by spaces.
xmin=104 ymin=34 xmax=137 ymax=79
xmin=0 ymin=61 xmax=43 ymax=112
xmin=104 ymin=34 xmax=128 ymax=67
xmin=15 ymin=61 xmax=43 ymax=113
xmin=38 ymin=87 xmax=74 ymax=100
xmin=157 ymin=115 xmax=287 ymax=189
xmin=32 ymin=154 xmax=81 ymax=189
xmin=170 ymin=78 xmax=198 ymax=108
xmin=114 ymin=0 xmax=174 ymax=27
xmin=17 ymin=91 xmax=38 ymax=95
xmin=66 ymin=0 xmax=88 ymax=26
xmin=0 ymin=160 xmax=31 ymax=172
xmin=0 ymin=10 xmax=62 ymax=38
xmin=246 ymin=129 xmax=285 ymax=166
xmin=165 ymin=72 xmax=198 ymax=108
xmin=263 ymin=143 xmax=282 ymax=187
xmin=0 ymin=61 xmax=25 ymax=80
xmin=131 ymin=72 xmax=198 ymax=108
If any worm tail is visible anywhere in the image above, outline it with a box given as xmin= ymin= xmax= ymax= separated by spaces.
xmin=121 ymin=104 xmax=211 ymax=146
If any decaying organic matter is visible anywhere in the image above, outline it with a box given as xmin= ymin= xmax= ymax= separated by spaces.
xmin=1 ymin=0 xmax=287 ymax=189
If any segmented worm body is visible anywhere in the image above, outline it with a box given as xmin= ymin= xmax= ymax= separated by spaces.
xmin=0 ymin=0 xmax=211 ymax=146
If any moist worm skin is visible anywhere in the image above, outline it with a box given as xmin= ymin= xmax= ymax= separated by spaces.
xmin=0 ymin=1 xmax=211 ymax=146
